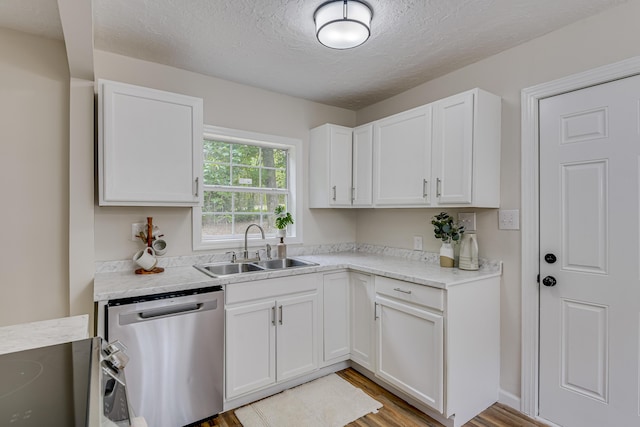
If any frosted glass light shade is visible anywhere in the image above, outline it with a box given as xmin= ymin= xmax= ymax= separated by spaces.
xmin=314 ymin=0 xmax=372 ymax=49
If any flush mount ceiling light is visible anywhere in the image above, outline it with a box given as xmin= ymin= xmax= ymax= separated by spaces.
xmin=314 ymin=0 xmax=373 ymax=49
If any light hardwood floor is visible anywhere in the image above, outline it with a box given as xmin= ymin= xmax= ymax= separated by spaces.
xmin=200 ymin=368 xmax=547 ymax=427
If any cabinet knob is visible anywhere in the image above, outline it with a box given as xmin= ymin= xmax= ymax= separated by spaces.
xmin=542 ymin=276 xmax=557 ymax=287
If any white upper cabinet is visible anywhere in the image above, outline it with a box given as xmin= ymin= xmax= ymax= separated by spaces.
xmin=352 ymin=124 xmax=373 ymax=206
xmin=309 ymin=124 xmax=373 ymax=208
xmin=432 ymin=88 xmax=501 ymax=207
xmin=309 ymin=88 xmax=501 ymax=209
xmin=98 ymin=79 xmax=203 ymax=206
xmin=373 ymin=105 xmax=432 ymax=207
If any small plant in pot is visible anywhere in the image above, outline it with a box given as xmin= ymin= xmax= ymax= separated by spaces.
xmin=431 ymin=212 xmax=465 ymax=268
xmin=274 ymin=205 xmax=293 ymax=259
xmin=274 ymin=205 xmax=293 ymax=238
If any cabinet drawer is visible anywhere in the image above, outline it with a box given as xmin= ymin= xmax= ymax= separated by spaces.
xmin=226 ymin=274 xmax=320 ymax=305
xmin=375 ymin=276 xmax=444 ymax=311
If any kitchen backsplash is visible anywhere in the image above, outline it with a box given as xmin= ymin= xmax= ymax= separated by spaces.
xmin=95 ymin=243 xmax=500 ymax=273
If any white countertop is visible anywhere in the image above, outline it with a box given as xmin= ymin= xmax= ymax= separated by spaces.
xmin=0 ymin=314 xmax=90 ymax=355
xmin=94 ymin=251 xmax=501 ymax=302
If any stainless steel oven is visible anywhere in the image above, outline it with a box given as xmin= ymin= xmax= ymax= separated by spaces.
xmin=0 ymin=336 xmax=135 ymax=426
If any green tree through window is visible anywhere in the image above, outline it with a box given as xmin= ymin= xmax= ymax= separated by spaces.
xmin=202 ymin=139 xmax=289 ymax=240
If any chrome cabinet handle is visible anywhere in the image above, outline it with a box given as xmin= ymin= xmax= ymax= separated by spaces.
xmin=422 ymin=179 xmax=428 ymax=198
xmin=332 ymin=186 xmax=337 ymax=201
xmin=436 ymin=178 xmax=441 ymax=197
xmin=195 ymin=177 xmax=200 ymax=197
xmin=393 ymin=287 xmax=412 ymax=294
xmin=351 ymin=187 xmax=355 ymax=202
xmin=374 ymin=302 xmax=379 ymax=320
xmin=271 ymin=306 xmax=276 ymax=326
xmin=279 ymin=305 xmax=283 ymax=325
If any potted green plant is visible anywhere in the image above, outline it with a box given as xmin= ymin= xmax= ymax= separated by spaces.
xmin=274 ymin=205 xmax=294 ymax=238
xmin=431 ymin=212 xmax=465 ymax=267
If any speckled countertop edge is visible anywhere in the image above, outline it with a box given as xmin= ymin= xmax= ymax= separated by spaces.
xmin=94 ymin=245 xmax=502 ymax=302
xmin=0 ymin=314 xmax=90 ymax=355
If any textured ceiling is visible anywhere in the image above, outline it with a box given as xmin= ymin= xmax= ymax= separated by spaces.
xmin=0 ymin=0 xmax=631 ymax=109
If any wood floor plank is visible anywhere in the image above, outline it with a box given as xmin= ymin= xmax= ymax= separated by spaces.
xmin=208 ymin=368 xmax=544 ymax=427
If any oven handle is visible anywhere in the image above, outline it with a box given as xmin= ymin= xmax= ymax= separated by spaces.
xmin=117 ymin=299 xmax=218 ymax=325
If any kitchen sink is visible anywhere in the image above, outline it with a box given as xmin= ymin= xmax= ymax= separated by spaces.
xmin=194 ymin=262 xmax=266 ymax=278
xmin=194 ymin=258 xmax=317 ymax=278
xmin=255 ymin=258 xmax=318 ymax=270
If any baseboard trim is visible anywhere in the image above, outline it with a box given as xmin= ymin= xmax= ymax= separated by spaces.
xmin=498 ymin=388 xmax=521 ymax=412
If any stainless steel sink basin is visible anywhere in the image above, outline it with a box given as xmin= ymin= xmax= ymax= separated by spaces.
xmin=194 ymin=262 xmax=265 ymax=278
xmin=194 ymin=258 xmax=317 ymax=278
xmin=255 ymin=258 xmax=318 ymax=270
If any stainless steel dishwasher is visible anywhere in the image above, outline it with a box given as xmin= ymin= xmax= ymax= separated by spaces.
xmin=105 ymin=285 xmax=224 ymax=427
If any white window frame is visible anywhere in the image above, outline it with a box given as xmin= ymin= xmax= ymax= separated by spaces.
xmin=193 ymin=125 xmax=302 ymax=251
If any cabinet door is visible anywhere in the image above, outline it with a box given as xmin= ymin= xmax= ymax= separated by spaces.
xmin=352 ymin=124 xmax=373 ymax=207
xmin=276 ymin=292 xmax=319 ymax=382
xmin=350 ymin=273 xmax=375 ymax=371
xmin=373 ymin=105 xmax=432 ymax=206
xmin=323 ymin=272 xmax=351 ymax=363
xmin=329 ymin=126 xmax=354 ymax=206
xmin=225 ymin=300 xmax=276 ymax=399
xmin=432 ymin=91 xmax=474 ymax=204
xmin=98 ymin=80 xmax=203 ymax=206
xmin=375 ymin=295 xmax=444 ymax=413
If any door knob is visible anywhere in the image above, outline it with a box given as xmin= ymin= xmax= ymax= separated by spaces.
xmin=544 ymin=253 xmax=557 ymax=264
xmin=542 ymin=276 xmax=557 ymax=287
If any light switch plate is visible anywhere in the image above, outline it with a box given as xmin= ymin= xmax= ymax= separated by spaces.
xmin=458 ymin=212 xmax=476 ymax=232
xmin=499 ymin=210 xmax=520 ymax=230
xmin=413 ymin=235 xmax=423 ymax=251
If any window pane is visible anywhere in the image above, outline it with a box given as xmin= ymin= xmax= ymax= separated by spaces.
xmin=273 ymin=148 xmax=287 ymax=169
xmin=202 ymin=214 xmax=232 ymax=236
xmin=204 ymin=162 xmax=230 ymax=185
xmin=203 ymin=191 xmax=232 ymax=213
xmin=232 ymin=144 xmax=261 ymax=166
xmin=261 ymin=168 xmax=277 ymax=189
xmin=234 ymin=192 xmax=265 ymax=213
xmin=232 ymin=165 xmax=260 ymax=187
xmin=235 ymin=214 xmax=268 ymax=235
xmin=204 ymin=140 xmax=230 ymax=163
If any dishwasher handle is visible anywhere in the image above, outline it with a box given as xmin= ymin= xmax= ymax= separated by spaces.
xmin=118 ymin=299 xmax=218 ymax=326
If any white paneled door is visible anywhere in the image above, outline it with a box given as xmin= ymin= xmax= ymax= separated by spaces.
xmin=539 ymin=75 xmax=640 ymax=426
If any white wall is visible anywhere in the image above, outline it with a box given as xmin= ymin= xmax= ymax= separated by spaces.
xmin=355 ymin=0 xmax=640 ymax=398
xmin=0 ymin=28 xmax=70 ymax=326
xmin=93 ymin=51 xmax=358 ymax=261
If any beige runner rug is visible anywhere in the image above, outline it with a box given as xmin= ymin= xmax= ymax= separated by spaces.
xmin=235 ymin=373 xmax=383 ymax=427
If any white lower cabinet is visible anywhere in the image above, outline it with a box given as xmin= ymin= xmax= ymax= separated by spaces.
xmin=375 ymin=295 xmax=444 ymax=412
xmin=225 ymin=275 xmax=320 ymax=400
xmin=373 ymin=275 xmax=500 ymax=427
xmin=322 ymin=271 xmax=351 ymax=364
xmin=350 ymin=272 xmax=375 ymax=370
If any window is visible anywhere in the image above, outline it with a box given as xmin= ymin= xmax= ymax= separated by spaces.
xmin=193 ymin=126 xmax=301 ymax=250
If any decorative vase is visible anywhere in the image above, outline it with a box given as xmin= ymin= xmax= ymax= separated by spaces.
xmin=439 ymin=242 xmax=454 ymax=268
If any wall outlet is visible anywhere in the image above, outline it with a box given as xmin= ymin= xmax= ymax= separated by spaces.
xmin=499 ymin=209 xmax=520 ymax=230
xmin=131 ymin=223 xmax=146 ymax=242
xmin=413 ymin=235 xmax=423 ymax=251
xmin=458 ymin=212 xmax=476 ymax=232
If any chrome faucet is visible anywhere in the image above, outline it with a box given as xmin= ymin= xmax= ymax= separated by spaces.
xmin=243 ymin=223 xmax=265 ymax=260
